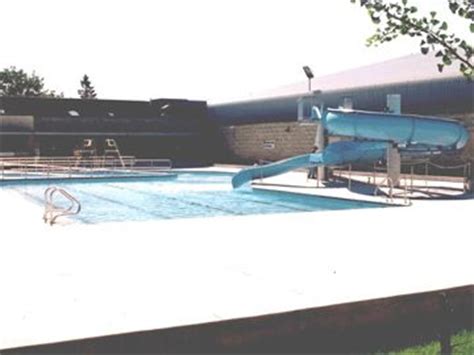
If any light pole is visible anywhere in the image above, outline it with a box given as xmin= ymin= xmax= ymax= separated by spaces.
xmin=302 ymin=66 xmax=314 ymax=93
xmin=303 ymin=65 xmax=325 ymax=182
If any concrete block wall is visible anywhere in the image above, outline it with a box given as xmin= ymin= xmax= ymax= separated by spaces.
xmin=220 ymin=122 xmax=317 ymax=163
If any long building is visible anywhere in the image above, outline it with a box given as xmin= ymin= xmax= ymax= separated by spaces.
xmin=209 ymin=54 xmax=474 ymax=164
xmin=1 ymin=54 xmax=473 ymax=166
xmin=0 ymin=97 xmax=217 ymax=166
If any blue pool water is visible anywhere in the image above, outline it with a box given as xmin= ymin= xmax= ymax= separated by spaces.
xmin=6 ymin=172 xmax=384 ymax=224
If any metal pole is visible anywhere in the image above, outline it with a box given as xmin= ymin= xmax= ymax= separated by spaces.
xmin=348 ymin=164 xmax=352 ymax=191
xmin=468 ymin=160 xmax=473 ymax=193
xmin=425 ymin=162 xmax=429 ymax=189
xmin=404 ymin=179 xmax=409 ymax=205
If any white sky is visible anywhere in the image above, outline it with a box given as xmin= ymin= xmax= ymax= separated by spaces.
xmin=1 ymin=0 xmax=471 ymax=103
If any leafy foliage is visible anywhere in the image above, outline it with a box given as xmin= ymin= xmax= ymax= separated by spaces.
xmin=379 ymin=329 xmax=474 ymax=355
xmin=78 ymin=74 xmax=97 ymax=99
xmin=0 ymin=66 xmax=62 ymax=97
xmin=351 ymin=0 xmax=474 ymax=79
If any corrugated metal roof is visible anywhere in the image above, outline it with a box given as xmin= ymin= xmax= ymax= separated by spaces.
xmin=252 ymin=53 xmax=462 ymax=100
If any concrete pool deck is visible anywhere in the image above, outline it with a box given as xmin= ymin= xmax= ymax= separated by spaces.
xmin=0 ymin=168 xmax=473 ymax=352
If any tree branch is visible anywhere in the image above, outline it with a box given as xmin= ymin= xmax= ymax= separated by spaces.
xmin=386 ymin=12 xmax=473 ymax=70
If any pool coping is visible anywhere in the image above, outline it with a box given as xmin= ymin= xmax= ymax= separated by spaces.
xmin=0 ymin=172 xmax=178 ymax=186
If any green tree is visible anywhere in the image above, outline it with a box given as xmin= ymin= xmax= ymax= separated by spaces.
xmin=78 ymin=74 xmax=97 ymax=99
xmin=351 ymin=0 xmax=474 ymax=79
xmin=0 ymin=66 xmax=61 ymax=97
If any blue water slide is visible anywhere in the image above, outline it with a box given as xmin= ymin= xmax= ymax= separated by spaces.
xmin=323 ymin=109 xmax=469 ymax=150
xmin=232 ymin=141 xmax=388 ymax=188
xmin=231 ymin=108 xmax=470 ymax=188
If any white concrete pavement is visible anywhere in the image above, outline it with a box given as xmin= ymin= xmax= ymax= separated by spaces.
xmin=0 ymin=171 xmax=473 ymax=350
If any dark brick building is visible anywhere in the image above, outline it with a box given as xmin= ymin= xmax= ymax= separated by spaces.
xmin=0 ymin=97 xmax=217 ymax=166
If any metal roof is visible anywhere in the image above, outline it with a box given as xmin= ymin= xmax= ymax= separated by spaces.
xmin=0 ymin=97 xmax=207 ymax=119
xmin=209 ymin=53 xmax=473 ymax=126
xmin=245 ymin=53 xmax=463 ymax=101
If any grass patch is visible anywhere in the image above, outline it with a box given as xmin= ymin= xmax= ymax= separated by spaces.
xmin=377 ymin=330 xmax=473 ymax=355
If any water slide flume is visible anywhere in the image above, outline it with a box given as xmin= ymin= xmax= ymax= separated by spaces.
xmin=231 ymin=141 xmax=389 ymax=188
xmin=232 ymin=108 xmax=470 ymax=189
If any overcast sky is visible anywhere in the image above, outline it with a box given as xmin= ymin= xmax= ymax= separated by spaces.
xmin=1 ymin=0 xmax=470 ymax=103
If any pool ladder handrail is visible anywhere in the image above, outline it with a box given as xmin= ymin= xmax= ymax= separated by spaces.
xmin=374 ymin=176 xmax=395 ymax=203
xmin=373 ymin=176 xmax=412 ymax=206
xmin=43 ymin=186 xmax=81 ymax=225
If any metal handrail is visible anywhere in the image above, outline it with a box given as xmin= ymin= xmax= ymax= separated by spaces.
xmin=402 ymin=160 xmax=471 ymax=193
xmin=0 ymin=157 xmax=171 ymax=166
xmin=374 ymin=176 xmax=394 ymax=203
xmin=0 ymin=156 xmax=173 ymax=181
xmin=392 ymin=177 xmax=413 ymax=206
xmin=43 ymin=186 xmax=81 ymax=225
xmin=331 ymin=163 xmax=353 ymax=189
xmin=374 ymin=176 xmax=414 ymax=205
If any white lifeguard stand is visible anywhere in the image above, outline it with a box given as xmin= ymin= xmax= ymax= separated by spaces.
xmin=103 ymin=138 xmax=125 ymax=168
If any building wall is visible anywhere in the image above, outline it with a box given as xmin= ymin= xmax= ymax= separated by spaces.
xmin=219 ymin=114 xmax=474 ymax=164
xmin=0 ymin=97 xmax=214 ymax=166
xmin=210 ymin=77 xmax=474 ymax=126
xmin=212 ymin=76 xmax=474 ymax=166
xmin=220 ymin=122 xmax=317 ymax=163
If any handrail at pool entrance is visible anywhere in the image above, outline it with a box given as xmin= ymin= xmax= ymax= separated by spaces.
xmin=0 ymin=156 xmax=173 ymax=181
xmin=374 ymin=176 xmax=394 ymax=203
xmin=43 ymin=186 xmax=81 ymax=225
xmin=334 ymin=166 xmax=412 ymax=205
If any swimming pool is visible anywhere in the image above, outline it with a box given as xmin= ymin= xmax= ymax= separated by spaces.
xmin=5 ymin=172 xmax=385 ymax=224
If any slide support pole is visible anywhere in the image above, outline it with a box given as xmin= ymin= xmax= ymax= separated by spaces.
xmin=315 ymin=123 xmax=325 ymax=182
xmin=387 ymin=144 xmax=401 ymax=187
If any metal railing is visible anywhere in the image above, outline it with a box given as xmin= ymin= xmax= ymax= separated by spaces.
xmin=332 ymin=159 xmax=471 ymax=203
xmin=332 ymin=164 xmax=413 ymax=204
xmin=373 ymin=176 xmax=395 ymax=203
xmin=369 ymin=159 xmax=466 ymax=190
xmin=331 ymin=164 xmax=353 ymax=189
xmin=0 ymin=156 xmax=173 ymax=181
xmin=43 ymin=186 xmax=81 ymax=225
xmin=402 ymin=160 xmax=471 ymax=193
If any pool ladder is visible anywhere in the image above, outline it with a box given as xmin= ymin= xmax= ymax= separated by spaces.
xmin=43 ymin=187 xmax=81 ymax=225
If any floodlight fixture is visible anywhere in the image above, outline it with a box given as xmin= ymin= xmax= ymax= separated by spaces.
xmin=302 ymin=66 xmax=314 ymax=92
xmin=303 ymin=66 xmax=314 ymax=79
